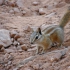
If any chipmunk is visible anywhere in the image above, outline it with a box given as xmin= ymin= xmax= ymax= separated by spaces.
xmin=30 ymin=7 xmax=70 ymax=54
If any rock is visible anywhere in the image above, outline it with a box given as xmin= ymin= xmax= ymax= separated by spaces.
xmin=47 ymin=5 xmax=54 ymax=10
xmin=0 ymin=46 xmax=5 ymax=52
xmin=26 ymin=26 xmax=32 ymax=32
xmin=17 ymin=38 xmax=24 ymax=45
xmin=14 ymin=34 xmax=21 ymax=40
xmin=18 ymin=56 xmax=36 ymax=66
xmin=67 ymin=66 xmax=70 ymax=70
xmin=6 ymin=64 xmax=11 ymax=70
xmin=8 ymin=54 xmax=14 ymax=61
xmin=13 ymin=41 xmax=19 ymax=46
xmin=27 ymin=47 xmax=37 ymax=52
xmin=63 ymin=41 xmax=70 ymax=47
xmin=18 ymin=49 xmax=23 ymax=52
xmin=32 ymin=1 xmax=39 ymax=6
xmin=16 ymin=0 xmax=24 ymax=8
xmin=4 ymin=53 xmax=9 ymax=58
xmin=55 ymin=2 xmax=66 ymax=8
xmin=21 ymin=7 xmax=32 ymax=16
xmin=0 ymin=44 xmax=3 ymax=49
xmin=17 ymin=45 xmax=22 ymax=50
xmin=41 ymin=63 xmax=51 ymax=69
xmin=9 ymin=9 xmax=14 ymax=14
xmin=10 ymin=30 xmax=18 ymax=38
xmin=49 ymin=49 xmax=67 ymax=62
xmin=0 ymin=0 xmax=4 ymax=5
xmin=24 ymin=26 xmax=32 ymax=33
xmin=13 ymin=8 xmax=20 ymax=13
xmin=0 ymin=29 xmax=12 ymax=48
xmin=65 ymin=0 xmax=70 ymax=3
xmin=3 ymin=58 xmax=8 ymax=63
xmin=39 ymin=8 xmax=45 ymax=15
xmin=11 ymin=38 xmax=14 ymax=42
xmin=4 ymin=64 xmax=8 ymax=67
xmin=24 ymin=68 xmax=31 ymax=70
xmin=22 ymin=11 xmax=26 ymax=15
xmin=5 ymin=65 xmax=12 ymax=70
xmin=5 ymin=49 xmax=16 ymax=53
xmin=8 ymin=61 xmax=12 ymax=65
xmin=20 ymin=44 xmax=28 ymax=51
xmin=32 ymin=64 xmax=39 ymax=70
xmin=4 ymin=0 xmax=16 ymax=7
xmin=45 ymin=12 xmax=56 ymax=18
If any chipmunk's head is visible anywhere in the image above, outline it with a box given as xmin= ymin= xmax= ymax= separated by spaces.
xmin=30 ymin=27 xmax=42 ymax=44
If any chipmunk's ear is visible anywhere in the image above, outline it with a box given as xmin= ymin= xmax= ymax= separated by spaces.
xmin=38 ymin=27 xmax=42 ymax=35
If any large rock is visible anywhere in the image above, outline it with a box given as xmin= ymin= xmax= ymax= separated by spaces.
xmin=0 ymin=29 xmax=12 ymax=48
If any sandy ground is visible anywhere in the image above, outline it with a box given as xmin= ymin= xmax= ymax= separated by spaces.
xmin=0 ymin=0 xmax=70 ymax=70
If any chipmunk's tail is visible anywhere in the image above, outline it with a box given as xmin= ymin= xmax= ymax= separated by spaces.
xmin=59 ymin=7 xmax=70 ymax=28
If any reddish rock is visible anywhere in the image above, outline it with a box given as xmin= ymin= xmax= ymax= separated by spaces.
xmin=20 ymin=44 xmax=28 ymax=51
xmin=17 ymin=38 xmax=24 ymax=45
xmin=14 ymin=34 xmax=21 ymax=40
xmin=0 ymin=44 xmax=3 ymax=49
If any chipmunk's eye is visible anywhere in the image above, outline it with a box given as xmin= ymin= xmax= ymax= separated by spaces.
xmin=35 ymin=35 xmax=38 ymax=39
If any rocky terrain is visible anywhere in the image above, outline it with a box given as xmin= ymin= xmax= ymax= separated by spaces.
xmin=0 ymin=0 xmax=70 ymax=70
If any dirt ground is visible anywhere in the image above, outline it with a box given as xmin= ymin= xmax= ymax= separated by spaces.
xmin=0 ymin=0 xmax=70 ymax=70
